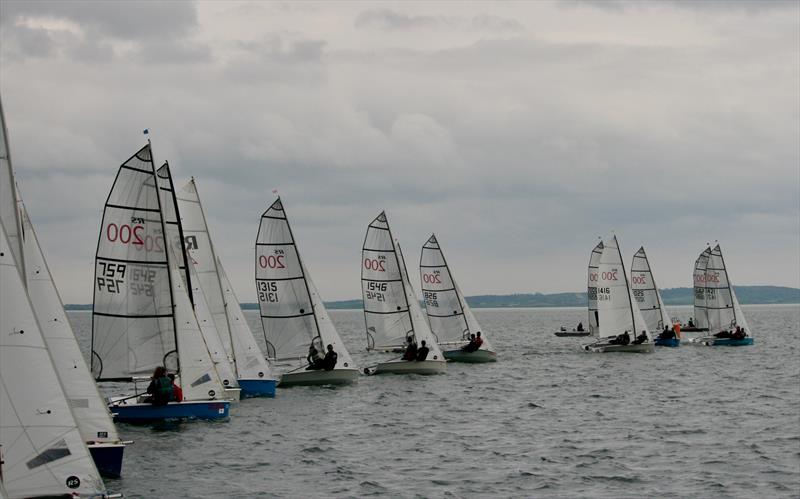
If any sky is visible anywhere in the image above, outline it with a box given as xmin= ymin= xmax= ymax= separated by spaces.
xmin=1 ymin=0 xmax=798 ymax=303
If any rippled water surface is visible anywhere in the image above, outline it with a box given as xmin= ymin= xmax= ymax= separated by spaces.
xmin=68 ymin=305 xmax=800 ymax=498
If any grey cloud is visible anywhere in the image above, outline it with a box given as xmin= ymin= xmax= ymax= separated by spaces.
xmin=354 ymin=8 xmax=444 ymax=30
xmin=471 ymin=14 xmax=524 ymax=33
xmin=566 ymin=0 xmax=798 ymax=13
xmin=223 ymin=35 xmax=327 ymax=84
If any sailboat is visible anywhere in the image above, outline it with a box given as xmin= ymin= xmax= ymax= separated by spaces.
xmin=555 ymin=241 xmax=601 ymax=337
xmin=692 ymin=244 xmax=754 ymax=346
xmin=176 ymin=179 xmax=277 ymax=397
xmin=582 ymin=235 xmax=654 ymax=353
xmin=156 ymin=164 xmax=241 ymax=402
xmin=419 ymin=234 xmax=497 ymax=362
xmin=631 ymin=247 xmax=679 ymax=347
xmin=1 ymin=220 xmax=110 ymax=498
xmin=683 ymin=248 xmax=712 ymax=332
xmin=92 ymin=144 xmax=230 ymax=422
xmin=361 ymin=212 xmax=446 ymax=374
xmin=255 ymin=198 xmax=358 ymax=386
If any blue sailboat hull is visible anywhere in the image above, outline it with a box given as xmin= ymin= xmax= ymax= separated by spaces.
xmin=711 ymin=337 xmax=754 ymax=347
xmin=654 ymin=338 xmax=680 ymax=347
xmin=109 ymin=400 xmax=230 ymax=423
xmin=238 ymin=378 xmax=278 ymax=398
xmin=88 ymin=443 xmax=125 ymax=478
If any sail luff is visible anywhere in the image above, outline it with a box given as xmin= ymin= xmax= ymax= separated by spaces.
xmin=157 ymin=163 xmax=193 ymax=306
xmin=587 ymin=241 xmax=603 ymax=335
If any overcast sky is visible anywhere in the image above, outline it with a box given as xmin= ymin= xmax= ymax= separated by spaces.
xmin=1 ymin=0 xmax=798 ymax=303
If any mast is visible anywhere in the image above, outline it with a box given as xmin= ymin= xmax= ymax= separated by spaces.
xmin=715 ymin=244 xmax=737 ymax=325
xmin=157 ymin=162 xmax=193 ymax=306
xmin=394 ymin=238 xmax=415 ymax=337
xmin=615 ymin=235 xmax=637 ymax=334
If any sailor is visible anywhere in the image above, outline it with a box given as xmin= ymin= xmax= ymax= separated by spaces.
xmin=714 ymin=330 xmax=732 ymax=338
xmin=323 ymin=344 xmax=338 ymax=371
xmin=474 ymin=332 xmax=484 ymax=349
xmin=632 ymin=330 xmax=648 ymax=345
xmin=306 ymin=344 xmax=325 ymax=370
xmin=658 ymin=326 xmax=675 ymax=340
xmin=146 ymin=366 xmax=174 ymax=406
xmin=168 ymin=373 xmax=183 ymax=402
xmin=687 ymin=317 xmax=695 ymax=328
xmin=461 ymin=334 xmax=477 ymax=352
xmin=576 ymin=322 xmax=584 ymax=332
xmin=416 ymin=340 xmax=430 ymax=361
xmin=609 ymin=331 xmax=631 ymax=345
xmin=731 ymin=326 xmax=746 ymax=340
xmin=402 ymin=337 xmax=418 ymax=361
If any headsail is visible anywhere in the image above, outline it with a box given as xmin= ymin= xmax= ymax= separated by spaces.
xmin=91 ymin=144 xmax=177 ymax=380
xmin=705 ymin=244 xmax=748 ymax=334
xmin=596 ymin=235 xmax=650 ymax=340
xmin=1 ymin=219 xmax=106 ymax=498
xmin=19 ymin=198 xmax=120 ymax=448
xmin=631 ymin=247 xmax=672 ymax=332
xmin=420 ymin=234 xmax=492 ymax=351
xmin=587 ymin=241 xmax=603 ymax=335
xmin=0 ymin=97 xmax=25 ymax=279
xmin=693 ymin=247 xmax=712 ymax=329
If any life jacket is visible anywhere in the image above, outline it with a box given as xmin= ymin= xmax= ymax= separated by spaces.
xmin=172 ymin=384 xmax=183 ymax=402
xmin=152 ymin=376 xmax=174 ymax=405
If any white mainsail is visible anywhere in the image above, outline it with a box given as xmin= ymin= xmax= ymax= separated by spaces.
xmin=177 ymin=179 xmax=274 ymax=382
xmin=19 ymin=199 xmax=121 ymax=449
xmin=705 ymin=244 xmax=749 ymax=334
xmin=587 ymin=241 xmax=603 ymax=335
xmin=1 ymin=220 xmax=106 ymax=499
xmin=693 ymin=247 xmax=711 ymax=329
xmin=256 ymin=198 xmax=355 ymax=368
xmin=596 ymin=235 xmax=651 ymax=340
xmin=361 ymin=212 xmax=443 ymax=357
xmin=419 ymin=234 xmax=493 ymax=351
xmin=0 ymin=97 xmax=25 ymax=280
xmin=630 ymin=247 xmax=672 ymax=332
xmin=156 ymin=164 xmax=238 ymax=389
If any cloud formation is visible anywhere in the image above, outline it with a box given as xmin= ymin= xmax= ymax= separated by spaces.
xmin=1 ymin=0 xmax=798 ymax=303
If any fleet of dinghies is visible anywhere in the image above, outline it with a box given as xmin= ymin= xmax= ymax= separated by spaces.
xmin=0 ymin=102 xmax=758 ymax=496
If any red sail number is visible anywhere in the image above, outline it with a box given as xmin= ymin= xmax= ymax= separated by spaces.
xmin=259 ymin=254 xmax=286 ymax=269
xmin=106 ymin=223 xmax=144 ymax=245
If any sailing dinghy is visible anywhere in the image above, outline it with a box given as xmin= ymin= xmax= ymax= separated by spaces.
xmin=1 ymin=219 xmax=111 ymax=498
xmin=92 ymin=144 xmax=230 ymax=422
xmin=177 ymin=179 xmax=277 ymax=397
xmin=555 ymin=241 xmax=602 ymax=337
xmin=361 ymin=212 xmax=446 ymax=375
xmin=631 ymin=247 xmax=679 ymax=347
xmin=419 ymin=234 xmax=497 ymax=362
xmin=682 ymin=248 xmax=712 ymax=332
xmin=691 ymin=244 xmax=753 ymax=346
xmin=582 ymin=236 xmax=654 ymax=353
xmin=157 ymin=164 xmax=241 ymax=402
xmin=255 ymin=198 xmax=358 ymax=386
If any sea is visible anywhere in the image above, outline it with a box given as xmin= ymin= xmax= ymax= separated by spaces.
xmin=68 ymin=304 xmax=800 ymax=499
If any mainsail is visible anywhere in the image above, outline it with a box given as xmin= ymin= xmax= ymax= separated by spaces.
xmin=419 ymin=234 xmax=492 ymax=350
xmin=1 ymin=220 xmax=106 ymax=498
xmin=0 ymin=97 xmax=25 ymax=279
xmin=705 ymin=244 xmax=749 ymax=334
xmin=255 ymin=198 xmax=354 ymax=367
xmin=587 ymin=241 xmax=603 ymax=335
xmin=631 ymin=247 xmax=672 ymax=332
xmin=596 ymin=235 xmax=650 ymax=340
xmin=693 ymin=247 xmax=712 ymax=329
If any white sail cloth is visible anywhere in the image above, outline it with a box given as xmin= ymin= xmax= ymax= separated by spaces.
xmin=595 ymin=235 xmax=651 ymax=340
xmin=1 ymin=220 xmax=106 ymax=499
xmin=693 ymin=248 xmax=711 ymax=329
xmin=630 ymin=247 xmax=672 ymax=332
xmin=419 ymin=234 xmax=493 ymax=351
xmin=705 ymin=244 xmax=749 ymax=334
xmin=587 ymin=241 xmax=603 ymax=335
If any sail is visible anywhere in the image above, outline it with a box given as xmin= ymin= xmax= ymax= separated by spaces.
xmin=91 ymin=144 xmax=176 ymax=380
xmin=0 ymin=97 xmax=25 ymax=279
xmin=631 ymin=247 xmax=672 ymax=332
xmin=217 ymin=258 xmax=275 ymax=379
xmin=157 ymin=164 xmax=238 ymax=388
xmin=587 ymin=241 xmax=603 ymax=334
xmin=175 ymin=179 xmax=233 ymax=358
xmin=705 ymin=244 xmax=741 ymax=334
xmin=306 ymin=271 xmax=356 ymax=369
xmin=177 ymin=179 xmax=273 ymax=380
xmin=19 ymin=199 xmax=120 ymax=447
xmin=420 ymin=234 xmax=492 ymax=350
xmin=361 ymin=212 xmax=413 ymax=350
xmin=693 ymin=248 xmax=711 ymax=329
xmin=596 ymin=236 xmax=650 ymax=339
xmin=396 ymin=238 xmax=444 ymax=358
xmin=1 ymin=220 xmax=106 ymax=498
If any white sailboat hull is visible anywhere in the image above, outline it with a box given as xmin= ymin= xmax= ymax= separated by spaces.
xmin=278 ymin=368 xmax=359 ymax=387
xmin=583 ymin=342 xmax=655 ymax=353
xmin=370 ymin=359 xmax=447 ymax=375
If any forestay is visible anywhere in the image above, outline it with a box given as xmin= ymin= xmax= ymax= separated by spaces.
xmin=19 ymin=199 xmax=120 ymax=448
xmin=705 ymin=244 xmax=749 ymax=334
xmin=420 ymin=234 xmax=492 ymax=350
xmin=91 ymin=144 xmax=176 ymax=380
xmin=1 ymin=221 xmax=106 ymax=498
xmin=157 ymin=164 xmax=238 ymax=389
xmin=596 ymin=236 xmax=650 ymax=340
xmin=631 ymin=247 xmax=672 ymax=332
xmin=177 ymin=179 xmax=273 ymax=381
xmin=361 ymin=212 xmax=414 ymax=351
xmin=693 ymin=248 xmax=711 ymax=329
xmin=587 ymin=241 xmax=603 ymax=335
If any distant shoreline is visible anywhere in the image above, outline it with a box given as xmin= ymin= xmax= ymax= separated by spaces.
xmin=65 ymin=285 xmax=799 ymax=310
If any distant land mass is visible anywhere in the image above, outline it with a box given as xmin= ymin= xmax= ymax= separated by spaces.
xmin=63 ymin=285 xmax=800 ymax=310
